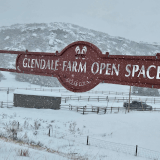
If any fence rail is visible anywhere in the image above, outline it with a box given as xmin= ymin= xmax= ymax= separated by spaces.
xmin=61 ymin=95 xmax=160 ymax=104
xmin=0 ymin=87 xmax=136 ymax=95
xmin=60 ymin=104 xmax=160 ymax=114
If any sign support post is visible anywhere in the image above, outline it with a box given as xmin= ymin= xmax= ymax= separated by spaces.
xmin=128 ymin=86 xmax=131 ymax=112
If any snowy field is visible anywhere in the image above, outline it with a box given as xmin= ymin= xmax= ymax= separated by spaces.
xmin=0 ymin=71 xmax=160 ymax=160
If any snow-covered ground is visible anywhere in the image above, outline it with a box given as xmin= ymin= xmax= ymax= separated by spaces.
xmin=0 ymin=71 xmax=160 ymax=160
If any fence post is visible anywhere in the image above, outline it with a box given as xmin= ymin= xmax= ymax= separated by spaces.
xmin=97 ymin=107 xmax=99 ymax=114
xmin=49 ymin=128 xmax=50 ymax=137
xmin=118 ymin=107 xmax=119 ymax=112
xmin=154 ymin=98 xmax=155 ymax=104
xmin=104 ymin=108 xmax=106 ymax=114
xmin=98 ymin=96 xmax=99 ymax=102
xmin=111 ymin=107 xmax=112 ymax=113
xmin=136 ymin=145 xmax=138 ymax=156
xmin=87 ymin=136 xmax=89 ymax=145
xmin=83 ymin=107 xmax=84 ymax=115
xmin=77 ymin=107 xmax=78 ymax=112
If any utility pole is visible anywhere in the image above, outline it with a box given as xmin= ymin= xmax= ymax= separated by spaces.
xmin=128 ymin=86 xmax=131 ymax=113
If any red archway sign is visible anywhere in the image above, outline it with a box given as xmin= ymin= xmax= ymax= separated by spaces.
xmin=0 ymin=41 xmax=160 ymax=92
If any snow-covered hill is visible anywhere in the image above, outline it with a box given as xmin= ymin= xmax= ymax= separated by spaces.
xmin=0 ymin=22 xmax=160 ymax=56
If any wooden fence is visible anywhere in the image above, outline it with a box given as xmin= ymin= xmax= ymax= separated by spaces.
xmin=60 ymin=104 xmax=160 ymax=114
xmin=61 ymin=95 xmax=160 ymax=104
xmin=0 ymin=87 xmax=130 ymax=95
xmin=0 ymin=101 xmax=13 ymax=108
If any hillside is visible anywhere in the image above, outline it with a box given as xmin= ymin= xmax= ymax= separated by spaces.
xmin=0 ymin=22 xmax=160 ymax=55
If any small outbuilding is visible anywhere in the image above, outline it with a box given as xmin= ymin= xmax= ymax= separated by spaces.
xmin=14 ymin=89 xmax=61 ymax=109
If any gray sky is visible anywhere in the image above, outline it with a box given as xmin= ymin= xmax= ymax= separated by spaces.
xmin=0 ymin=0 xmax=160 ymax=43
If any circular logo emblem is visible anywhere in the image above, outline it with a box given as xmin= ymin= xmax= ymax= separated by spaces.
xmin=58 ymin=41 xmax=102 ymax=92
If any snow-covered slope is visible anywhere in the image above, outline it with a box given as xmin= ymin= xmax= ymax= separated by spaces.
xmin=0 ymin=22 xmax=160 ymax=56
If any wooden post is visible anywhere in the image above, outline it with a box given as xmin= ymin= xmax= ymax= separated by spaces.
xmin=136 ymin=145 xmax=138 ymax=156
xmin=154 ymin=98 xmax=155 ymax=104
xmin=128 ymin=86 xmax=131 ymax=113
xmin=83 ymin=107 xmax=84 ymax=115
xmin=98 ymin=96 xmax=99 ymax=102
xmin=77 ymin=107 xmax=78 ymax=112
xmin=49 ymin=128 xmax=50 ymax=137
xmin=111 ymin=107 xmax=112 ymax=113
xmin=104 ymin=108 xmax=106 ymax=114
xmin=97 ymin=107 xmax=99 ymax=114
xmin=87 ymin=136 xmax=89 ymax=145
xmin=118 ymin=107 xmax=119 ymax=112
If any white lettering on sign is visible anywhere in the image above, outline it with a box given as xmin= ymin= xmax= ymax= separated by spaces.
xmin=22 ymin=58 xmax=160 ymax=81
xmin=156 ymin=66 xmax=160 ymax=79
xmin=105 ymin=63 xmax=111 ymax=75
xmin=147 ymin=65 xmax=156 ymax=79
xmin=78 ymin=62 xmax=86 ymax=73
xmin=125 ymin=64 xmax=131 ymax=77
xmin=72 ymin=61 xmax=77 ymax=72
xmin=55 ymin=60 xmax=59 ymax=70
xmin=124 ymin=64 xmax=160 ymax=80
xmin=66 ymin=78 xmax=91 ymax=86
xmin=23 ymin=58 xmax=27 ymax=68
xmin=91 ymin=62 xmax=120 ymax=76
xmin=40 ymin=59 xmax=45 ymax=69
xmin=22 ymin=58 xmax=58 ymax=71
xmin=138 ymin=65 xmax=146 ymax=78
xmin=111 ymin=64 xmax=120 ymax=76
xmin=91 ymin=62 xmax=99 ymax=74
xmin=99 ymin=63 xmax=105 ymax=74
xmin=132 ymin=65 xmax=139 ymax=77
xmin=63 ymin=61 xmax=86 ymax=73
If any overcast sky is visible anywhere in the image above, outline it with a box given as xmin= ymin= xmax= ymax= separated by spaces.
xmin=0 ymin=0 xmax=160 ymax=43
